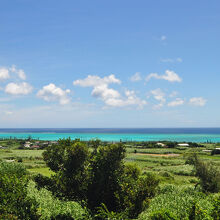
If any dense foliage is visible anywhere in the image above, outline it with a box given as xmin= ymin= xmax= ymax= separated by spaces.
xmin=42 ymin=139 xmax=159 ymax=218
xmin=0 ymin=162 xmax=39 ymax=219
xmin=187 ymin=153 xmax=220 ymax=193
xmin=27 ymin=180 xmax=91 ymax=220
xmin=138 ymin=184 xmax=220 ymax=220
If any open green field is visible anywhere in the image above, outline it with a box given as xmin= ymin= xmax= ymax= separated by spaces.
xmin=0 ymin=141 xmax=219 ymax=186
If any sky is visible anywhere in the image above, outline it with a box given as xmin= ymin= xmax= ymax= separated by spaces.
xmin=0 ymin=0 xmax=220 ymax=128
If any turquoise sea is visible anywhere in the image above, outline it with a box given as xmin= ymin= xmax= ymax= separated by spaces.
xmin=0 ymin=128 xmax=220 ymax=143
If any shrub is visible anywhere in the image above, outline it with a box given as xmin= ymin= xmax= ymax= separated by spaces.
xmin=188 ymin=201 xmax=213 ymax=220
xmin=149 ymin=209 xmax=178 ymax=220
xmin=116 ymin=172 xmax=159 ymax=218
xmin=27 ymin=180 xmax=90 ymax=220
xmin=0 ymin=161 xmax=27 ymax=177
xmin=0 ymin=162 xmax=39 ymax=219
xmin=33 ymin=173 xmax=55 ymax=190
xmin=166 ymin=142 xmax=176 ymax=148
xmin=17 ymin=157 xmax=23 ymax=163
xmin=191 ymin=154 xmax=220 ymax=193
xmin=211 ymin=195 xmax=220 ymax=220
xmin=138 ymin=184 xmax=213 ymax=220
xmin=95 ymin=203 xmax=126 ymax=220
xmin=211 ymin=149 xmax=220 ymax=155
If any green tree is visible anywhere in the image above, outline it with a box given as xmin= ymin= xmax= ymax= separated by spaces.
xmin=186 ymin=154 xmax=220 ymax=193
xmin=43 ymin=139 xmax=90 ymax=200
xmin=43 ymin=139 xmax=159 ymax=218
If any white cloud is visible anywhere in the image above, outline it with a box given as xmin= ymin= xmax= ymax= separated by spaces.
xmin=0 ymin=67 xmax=10 ymax=80
xmin=17 ymin=70 xmax=26 ymax=80
xmin=161 ymin=35 xmax=167 ymax=41
xmin=130 ymin=72 xmax=141 ymax=82
xmin=10 ymin=65 xmax=26 ymax=80
xmin=5 ymin=82 xmax=32 ymax=95
xmin=150 ymin=88 xmax=166 ymax=103
xmin=150 ymin=88 xmax=166 ymax=109
xmin=189 ymin=97 xmax=207 ymax=106
xmin=104 ymin=90 xmax=147 ymax=108
xmin=91 ymin=84 xmax=120 ymax=100
xmin=146 ymin=70 xmax=182 ymax=83
xmin=74 ymin=75 xmax=146 ymax=108
xmin=73 ymin=74 xmax=120 ymax=87
xmin=37 ymin=83 xmax=71 ymax=105
xmin=168 ymin=98 xmax=184 ymax=107
xmin=74 ymin=74 xmax=120 ymax=105
xmin=160 ymin=58 xmax=183 ymax=63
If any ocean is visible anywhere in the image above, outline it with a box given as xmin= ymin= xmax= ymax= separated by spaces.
xmin=0 ymin=128 xmax=220 ymax=143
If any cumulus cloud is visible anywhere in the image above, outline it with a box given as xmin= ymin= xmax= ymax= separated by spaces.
xmin=189 ymin=97 xmax=207 ymax=106
xmin=151 ymin=89 xmax=166 ymax=103
xmin=74 ymin=74 xmax=121 ymax=104
xmin=0 ymin=65 xmax=26 ymax=81
xmin=91 ymin=84 xmax=120 ymax=100
xmin=5 ymin=82 xmax=33 ymax=95
xmin=146 ymin=70 xmax=182 ymax=83
xmin=10 ymin=65 xmax=26 ymax=80
xmin=73 ymin=74 xmax=121 ymax=87
xmin=150 ymin=88 xmax=166 ymax=109
xmin=74 ymin=75 xmax=146 ymax=108
xmin=0 ymin=67 xmax=10 ymax=80
xmin=168 ymin=98 xmax=184 ymax=107
xmin=104 ymin=90 xmax=147 ymax=108
xmin=37 ymin=83 xmax=71 ymax=105
xmin=130 ymin=72 xmax=141 ymax=82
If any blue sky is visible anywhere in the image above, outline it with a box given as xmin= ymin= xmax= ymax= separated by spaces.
xmin=0 ymin=0 xmax=219 ymax=128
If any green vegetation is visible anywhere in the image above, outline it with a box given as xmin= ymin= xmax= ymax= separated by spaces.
xmin=0 ymin=138 xmax=219 ymax=219
xmin=0 ymin=162 xmax=39 ymax=219
xmin=27 ymin=180 xmax=91 ymax=219
xmin=42 ymin=139 xmax=159 ymax=218
xmin=138 ymin=184 xmax=215 ymax=219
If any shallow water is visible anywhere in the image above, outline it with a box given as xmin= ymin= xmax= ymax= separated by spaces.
xmin=0 ymin=128 xmax=220 ymax=142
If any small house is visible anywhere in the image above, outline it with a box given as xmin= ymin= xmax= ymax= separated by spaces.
xmin=178 ymin=143 xmax=189 ymax=147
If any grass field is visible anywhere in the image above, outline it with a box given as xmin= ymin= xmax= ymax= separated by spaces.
xmin=0 ymin=141 xmax=219 ymax=187
xmin=28 ymin=167 xmax=54 ymax=177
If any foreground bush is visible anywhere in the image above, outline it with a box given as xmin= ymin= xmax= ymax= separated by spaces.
xmin=211 ymin=194 xmax=220 ymax=220
xmin=138 ymin=184 xmax=214 ymax=219
xmin=27 ymin=181 xmax=91 ymax=220
xmin=149 ymin=209 xmax=178 ymax=220
xmin=42 ymin=139 xmax=159 ymax=218
xmin=0 ymin=162 xmax=39 ymax=219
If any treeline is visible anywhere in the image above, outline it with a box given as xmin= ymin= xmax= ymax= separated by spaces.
xmin=125 ymin=141 xmax=204 ymax=148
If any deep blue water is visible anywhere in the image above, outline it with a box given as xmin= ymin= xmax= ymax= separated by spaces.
xmin=0 ymin=128 xmax=220 ymax=142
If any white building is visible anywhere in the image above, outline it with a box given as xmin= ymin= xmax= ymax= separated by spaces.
xmin=178 ymin=143 xmax=189 ymax=147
